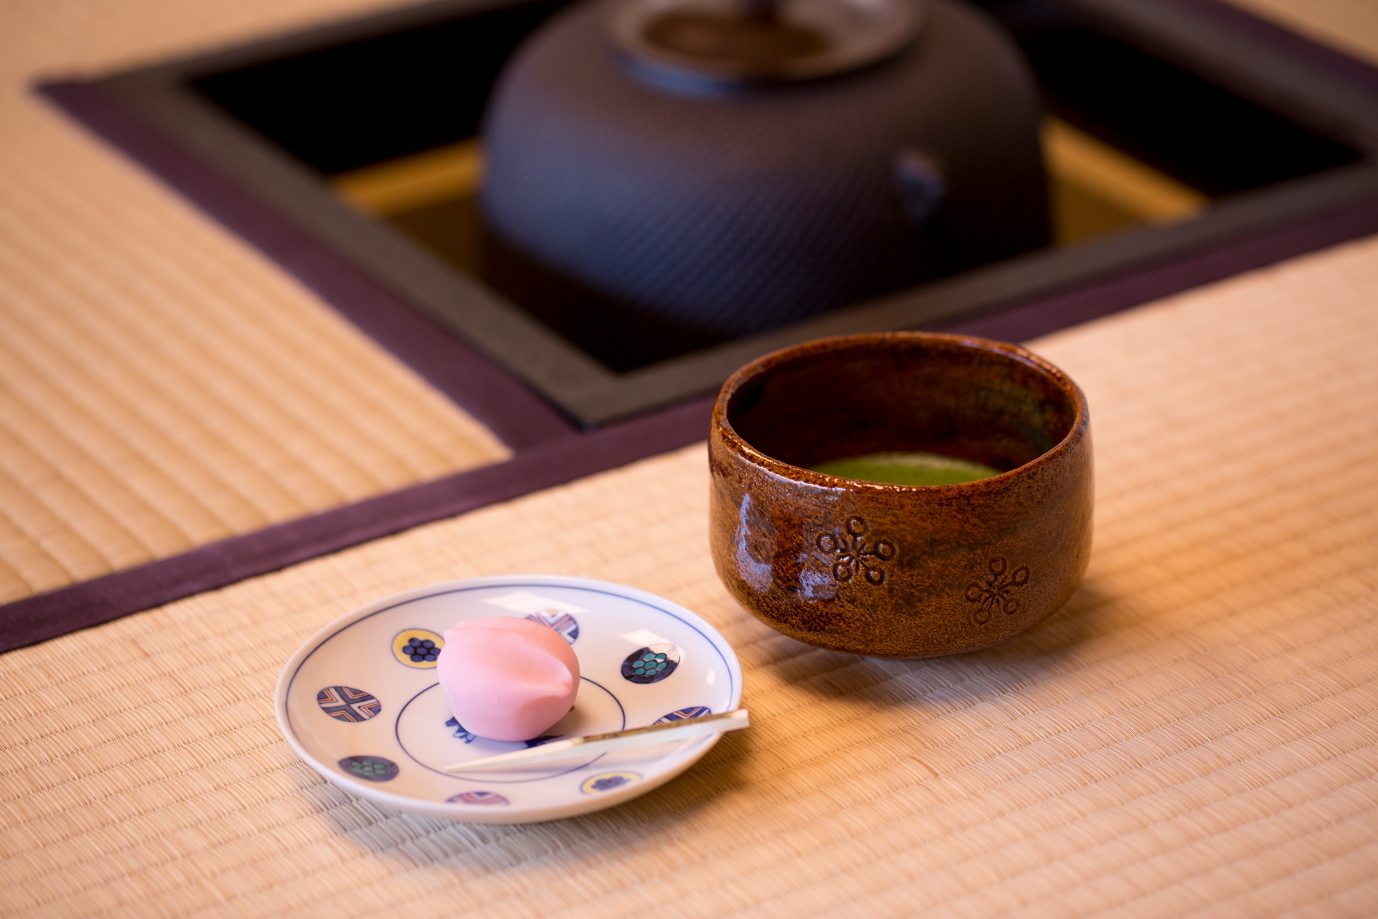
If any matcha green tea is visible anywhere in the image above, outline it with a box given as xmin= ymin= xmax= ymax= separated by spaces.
xmin=810 ymin=451 xmax=1001 ymax=486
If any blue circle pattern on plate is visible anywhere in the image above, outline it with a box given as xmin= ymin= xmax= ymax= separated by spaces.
xmin=339 ymin=755 xmax=399 ymax=782
xmin=524 ymin=611 xmax=579 ymax=644
xmin=656 ymin=705 xmax=712 ymax=724
xmin=405 ymin=638 xmax=439 ymax=662
xmin=289 ymin=582 xmax=732 ymax=709
xmin=316 ymin=686 xmax=382 ymax=723
xmin=282 ymin=581 xmax=738 ymax=819
xmin=393 ymin=628 xmax=444 ymax=668
xmin=582 ymin=772 xmax=641 ymax=794
xmin=448 ymin=791 xmax=510 ymax=806
xmin=622 ymin=643 xmax=681 ymax=683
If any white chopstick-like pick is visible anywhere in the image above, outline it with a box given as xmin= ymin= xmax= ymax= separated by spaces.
xmin=444 ymin=708 xmax=749 ymax=774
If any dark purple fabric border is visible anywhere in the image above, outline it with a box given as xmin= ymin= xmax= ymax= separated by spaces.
xmin=1174 ymin=0 xmax=1378 ymax=96
xmin=37 ymin=80 xmax=576 ymax=451
xmin=9 ymin=188 xmax=1375 ymax=654
xmin=0 ymin=398 xmax=711 ymax=653
xmin=12 ymin=5 xmax=1378 ymax=655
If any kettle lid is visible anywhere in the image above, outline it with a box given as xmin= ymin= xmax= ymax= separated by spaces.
xmin=610 ymin=0 xmax=923 ymax=92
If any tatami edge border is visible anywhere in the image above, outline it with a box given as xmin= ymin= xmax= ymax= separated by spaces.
xmin=10 ymin=0 xmax=1378 ymax=652
xmin=0 ymin=398 xmax=711 ymax=654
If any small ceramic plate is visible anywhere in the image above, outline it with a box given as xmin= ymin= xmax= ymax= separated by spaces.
xmin=276 ymin=575 xmax=743 ymax=823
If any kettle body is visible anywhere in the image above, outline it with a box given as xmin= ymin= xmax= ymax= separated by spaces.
xmin=481 ymin=0 xmax=1048 ymax=351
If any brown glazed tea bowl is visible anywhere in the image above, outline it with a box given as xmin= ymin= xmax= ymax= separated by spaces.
xmin=708 ymin=332 xmax=1092 ymax=658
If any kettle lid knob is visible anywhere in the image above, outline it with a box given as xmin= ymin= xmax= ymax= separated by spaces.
xmin=610 ymin=0 xmax=924 ymax=92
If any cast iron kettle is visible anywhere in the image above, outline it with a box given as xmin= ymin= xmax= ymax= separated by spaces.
xmin=481 ymin=0 xmax=1049 ymax=366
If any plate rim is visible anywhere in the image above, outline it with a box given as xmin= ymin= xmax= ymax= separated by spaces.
xmin=274 ymin=574 xmax=744 ymax=822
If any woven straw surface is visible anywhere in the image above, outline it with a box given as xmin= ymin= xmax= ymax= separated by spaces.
xmin=0 ymin=0 xmax=1371 ymax=607
xmin=0 ymin=0 xmax=508 ymax=606
xmin=1228 ymin=0 xmax=1378 ymax=64
xmin=3 ymin=233 xmax=1377 ymax=917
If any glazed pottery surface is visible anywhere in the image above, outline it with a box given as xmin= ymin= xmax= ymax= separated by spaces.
xmin=708 ymin=332 xmax=1092 ymax=658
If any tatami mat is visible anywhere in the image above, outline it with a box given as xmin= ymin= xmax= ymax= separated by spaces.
xmin=2 ymin=234 xmax=1376 ymax=917
xmin=1229 ymin=0 xmax=1378 ymax=65
xmin=0 ymin=0 xmax=1371 ymax=608
xmin=4 ymin=0 xmax=1378 ymax=913
xmin=0 ymin=0 xmax=509 ymax=606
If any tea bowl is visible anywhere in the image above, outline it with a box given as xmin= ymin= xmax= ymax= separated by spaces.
xmin=708 ymin=332 xmax=1092 ymax=658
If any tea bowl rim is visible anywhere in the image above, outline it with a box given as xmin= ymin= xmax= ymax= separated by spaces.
xmin=710 ymin=331 xmax=1089 ymax=492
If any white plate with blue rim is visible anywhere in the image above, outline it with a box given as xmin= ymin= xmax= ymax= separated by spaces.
xmin=275 ymin=575 xmax=743 ymax=823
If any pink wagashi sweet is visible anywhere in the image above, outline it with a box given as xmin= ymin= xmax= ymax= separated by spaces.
xmin=436 ymin=617 xmax=580 ymax=742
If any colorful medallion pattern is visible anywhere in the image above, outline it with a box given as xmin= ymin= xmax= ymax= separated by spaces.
xmin=656 ymin=706 xmax=713 ymax=724
xmin=965 ymin=556 xmax=1031 ymax=624
xmin=316 ymin=686 xmax=381 ymax=722
xmin=581 ymin=772 xmax=641 ymax=794
xmin=524 ymin=611 xmax=580 ymax=644
xmin=622 ymin=644 xmax=681 ymax=683
xmin=339 ymin=755 xmax=399 ymax=782
xmin=392 ymin=629 xmax=444 ymax=668
xmin=282 ymin=576 xmax=740 ymax=823
xmin=817 ymin=516 xmax=897 ymax=585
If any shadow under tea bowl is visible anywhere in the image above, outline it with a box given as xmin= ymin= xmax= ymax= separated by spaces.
xmin=709 ymin=332 xmax=1092 ymax=658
